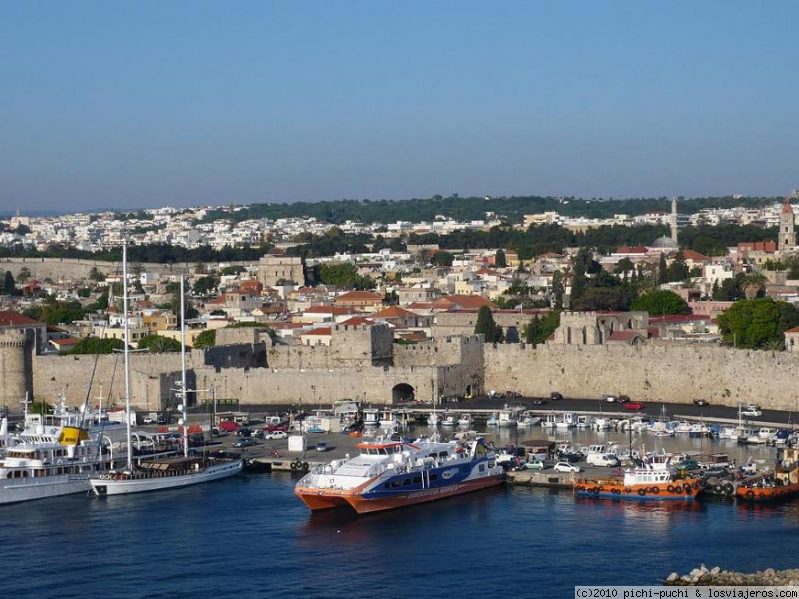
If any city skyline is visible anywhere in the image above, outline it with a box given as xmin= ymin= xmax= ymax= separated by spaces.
xmin=1 ymin=1 xmax=798 ymax=212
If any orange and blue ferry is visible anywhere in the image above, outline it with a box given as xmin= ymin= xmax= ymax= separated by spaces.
xmin=294 ymin=436 xmax=505 ymax=514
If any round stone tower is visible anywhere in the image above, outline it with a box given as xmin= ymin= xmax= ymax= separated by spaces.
xmin=0 ymin=328 xmax=34 ymax=408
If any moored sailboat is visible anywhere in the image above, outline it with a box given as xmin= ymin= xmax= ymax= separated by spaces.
xmin=90 ymin=251 xmax=241 ymax=497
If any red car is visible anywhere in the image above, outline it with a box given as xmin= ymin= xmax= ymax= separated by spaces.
xmin=623 ymin=401 xmax=645 ymax=411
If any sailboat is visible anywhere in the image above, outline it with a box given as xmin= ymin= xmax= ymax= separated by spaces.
xmin=89 ymin=247 xmax=242 ymax=497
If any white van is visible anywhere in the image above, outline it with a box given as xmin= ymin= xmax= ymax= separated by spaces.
xmin=586 ymin=453 xmax=620 ymax=467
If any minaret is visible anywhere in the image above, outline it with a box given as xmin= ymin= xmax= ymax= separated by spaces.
xmin=779 ymin=198 xmax=795 ymax=251
xmin=670 ymin=197 xmax=678 ymax=245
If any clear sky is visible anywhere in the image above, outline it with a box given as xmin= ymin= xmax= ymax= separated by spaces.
xmin=1 ymin=1 xmax=798 ymax=212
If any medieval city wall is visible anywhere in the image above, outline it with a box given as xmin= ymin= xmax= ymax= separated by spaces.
xmin=0 ymin=257 xmax=252 ymax=281
xmin=484 ymin=343 xmax=799 ymax=411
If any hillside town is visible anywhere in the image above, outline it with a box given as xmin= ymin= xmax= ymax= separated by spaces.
xmin=2 ymin=196 xmax=799 ymax=365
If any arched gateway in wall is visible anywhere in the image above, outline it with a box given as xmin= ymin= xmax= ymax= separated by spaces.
xmin=391 ymin=383 xmax=415 ymax=404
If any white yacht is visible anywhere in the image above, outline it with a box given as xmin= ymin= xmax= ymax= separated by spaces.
xmin=457 ymin=414 xmax=473 ymax=427
xmin=0 ymin=401 xmax=124 ymax=505
xmin=89 ymin=257 xmax=241 ymax=497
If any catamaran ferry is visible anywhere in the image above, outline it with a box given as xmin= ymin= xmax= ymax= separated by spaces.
xmin=295 ymin=436 xmax=504 ymax=514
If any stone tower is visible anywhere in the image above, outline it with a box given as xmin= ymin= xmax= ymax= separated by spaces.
xmin=779 ymin=198 xmax=795 ymax=251
xmin=0 ymin=327 xmax=34 ymax=407
xmin=670 ymin=197 xmax=679 ymax=245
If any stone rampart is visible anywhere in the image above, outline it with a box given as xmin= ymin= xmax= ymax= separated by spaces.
xmin=484 ymin=343 xmax=799 ymax=410
xmin=0 ymin=257 xmax=252 ymax=281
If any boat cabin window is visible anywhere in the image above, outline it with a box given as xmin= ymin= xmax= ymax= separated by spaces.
xmin=403 ymin=478 xmax=411 ymax=486
xmin=413 ymin=476 xmax=422 ymax=484
xmin=429 ymin=474 xmax=438 ymax=481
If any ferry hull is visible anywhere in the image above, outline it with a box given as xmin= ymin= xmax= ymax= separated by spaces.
xmin=296 ymin=474 xmax=504 ymax=514
xmin=90 ymin=461 xmax=243 ymax=496
xmin=575 ymin=478 xmax=701 ymax=501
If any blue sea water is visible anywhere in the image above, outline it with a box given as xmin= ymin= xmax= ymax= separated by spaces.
xmin=3 ymin=470 xmax=799 ymax=599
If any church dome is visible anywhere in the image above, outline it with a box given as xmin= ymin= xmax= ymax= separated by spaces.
xmin=651 ymin=236 xmax=678 ymax=250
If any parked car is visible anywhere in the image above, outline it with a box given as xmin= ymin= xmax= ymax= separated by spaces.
xmin=316 ymin=442 xmax=328 ymax=452
xmin=623 ymin=401 xmax=645 ymax=411
xmin=233 ymin=438 xmax=256 ymax=448
xmin=550 ymin=391 xmax=563 ymax=401
xmin=742 ymin=407 xmax=763 ymax=417
xmin=142 ymin=416 xmax=155 ymax=425
xmin=156 ymin=416 xmax=168 ymax=425
xmin=674 ymin=459 xmax=700 ymax=473
xmin=235 ymin=427 xmax=252 ymax=437
xmin=520 ymin=460 xmax=547 ymax=471
xmin=264 ymin=430 xmax=288 ymax=440
xmin=693 ymin=398 xmax=709 ymax=406
xmin=553 ymin=462 xmax=581 ymax=473
xmin=532 ymin=399 xmax=547 ymax=405
xmin=602 ymin=394 xmax=619 ymax=403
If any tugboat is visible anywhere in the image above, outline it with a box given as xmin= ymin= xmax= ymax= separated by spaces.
xmin=575 ymin=467 xmax=701 ymax=501
xmin=737 ymin=446 xmax=799 ymax=502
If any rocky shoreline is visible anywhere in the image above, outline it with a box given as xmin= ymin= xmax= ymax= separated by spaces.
xmin=665 ymin=565 xmax=799 ymax=586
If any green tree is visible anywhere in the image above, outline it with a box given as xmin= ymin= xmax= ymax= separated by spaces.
xmin=716 ymin=298 xmax=799 ymax=349
xmin=665 ymin=252 xmax=689 ymax=282
xmin=17 ymin=266 xmax=31 ymax=284
xmin=69 ymin=337 xmax=126 ymax=354
xmin=319 ymin=262 xmax=375 ymax=290
xmin=192 ymin=329 xmax=216 ymax=349
xmin=1 ymin=271 xmax=15 ymax=294
xmin=193 ymin=275 xmax=219 ymax=296
xmin=495 ymin=249 xmax=507 ymax=268
xmin=431 ymin=251 xmax=454 ymax=267
xmin=88 ymin=267 xmax=105 ymax=282
xmin=657 ymin=254 xmax=668 ymax=285
xmin=523 ymin=310 xmax=561 ymax=345
xmin=137 ymin=335 xmax=182 ymax=352
xmin=573 ymin=287 xmax=634 ymax=311
xmin=630 ymin=290 xmax=691 ymax=315
xmin=550 ymin=271 xmax=565 ymax=310
xmin=77 ymin=287 xmax=92 ymax=298
xmin=474 ymin=306 xmax=503 ymax=343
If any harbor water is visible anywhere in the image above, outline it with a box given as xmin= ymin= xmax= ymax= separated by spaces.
xmin=3 ymin=428 xmax=798 ymax=599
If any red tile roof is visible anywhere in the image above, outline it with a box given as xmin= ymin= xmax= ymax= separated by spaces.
xmin=615 ymin=246 xmax=649 ymax=254
xmin=373 ymin=306 xmax=419 ymax=318
xmin=681 ymin=249 xmax=710 ymax=262
xmin=339 ymin=317 xmax=375 ymax=327
xmin=303 ymin=326 xmax=332 ymax=336
xmin=432 ymin=295 xmax=497 ymax=310
xmin=0 ymin=311 xmax=40 ymax=327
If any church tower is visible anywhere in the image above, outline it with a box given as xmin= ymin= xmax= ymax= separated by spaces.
xmin=779 ymin=198 xmax=795 ymax=251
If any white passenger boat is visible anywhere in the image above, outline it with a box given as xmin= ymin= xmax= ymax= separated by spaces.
xmin=295 ymin=436 xmax=504 ymax=514
xmin=457 ymin=414 xmax=472 ymax=427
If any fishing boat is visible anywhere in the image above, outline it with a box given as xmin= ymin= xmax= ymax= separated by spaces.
xmin=457 ymin=414 xmax=473 ymax=427
xmin=498 ymin=407 xmax=518 ymax=427
xmin=737 ymin=447 xmax=799 ymax=502
xmin=294 ymin=436 xmax=504 ymax=514
xmin=575 ymin=467 xmax=701 ymax=501
xmin=441 ymin=413 xmax=457 ymax=427
xmin=89 ymin=253 xmax=241 ymax=497
xmin=428 ymin=412 xmax=442 ymax=427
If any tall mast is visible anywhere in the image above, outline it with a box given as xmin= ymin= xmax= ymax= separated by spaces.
xmin=123 ymin=240 xmax=133 ymax=471
xmin=180 ymin=275 xmax=188 ymax=458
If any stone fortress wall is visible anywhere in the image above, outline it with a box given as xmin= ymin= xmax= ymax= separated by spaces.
xmin=484 ymin=343 xmax=799 ymax=411
xmin=0 ymin=257 xmax=252 ymax=281
xmin=7 ymin=315 xmax=799 ymax=411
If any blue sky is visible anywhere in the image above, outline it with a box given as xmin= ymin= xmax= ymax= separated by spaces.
xmin=1 ymin=1 xmax=798 ymax=211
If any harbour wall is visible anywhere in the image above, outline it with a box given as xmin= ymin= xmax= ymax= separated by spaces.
xmin=484 ymin=343 xmax=799 ymax=411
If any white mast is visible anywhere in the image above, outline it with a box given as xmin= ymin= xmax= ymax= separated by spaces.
xmin=180 ymin=275 xmax=189 ymax=459
xmin=122 ymin=240 xmax=133 ymax=471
